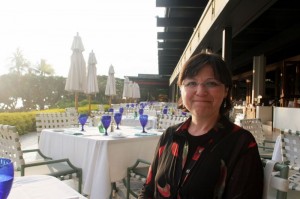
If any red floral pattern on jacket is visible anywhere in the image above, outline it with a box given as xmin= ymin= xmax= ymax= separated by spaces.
xmin=138 ymin=116 xmax=263 ymax=199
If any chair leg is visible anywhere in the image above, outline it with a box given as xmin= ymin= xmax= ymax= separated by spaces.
xmin=110 ymin=182 xmax=118 ymax=198
xmin=127 ymin=172 xmax=130 ymax=199
xmin=78 ymin=171 xmax=82 ymax=193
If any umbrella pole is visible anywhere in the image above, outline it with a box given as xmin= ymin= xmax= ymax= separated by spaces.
xmin=88 ymin=95 xmax=91 ymax=115
xmin=109 ymin=96 xmax=112 ymax=108
xmin=75 ymin=92 xmax=79 ymax=112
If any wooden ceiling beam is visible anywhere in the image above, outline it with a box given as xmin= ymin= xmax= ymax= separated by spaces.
xmin=158 ymin=56 xmax=179 ymax=61
xmin=159 ymin=60 xmax=178 ymax=65
xmin=157 ymin=32 xmax=192 ymax=40
xmin=158 ymin=50 xmax=183 ymax=56
xmin=158 ymin=42 xmax=187 ymax=49
xmin=157 ymin=17 xmax=198 ymax=27
xmin=156 ymin=0 xmax=208 ymax=8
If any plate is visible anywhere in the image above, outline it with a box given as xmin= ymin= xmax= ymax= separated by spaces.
xmin=52 ymin=129 xmax=64 ymax=132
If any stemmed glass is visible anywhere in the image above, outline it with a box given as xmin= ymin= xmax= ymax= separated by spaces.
xmin=119 ymin=107 xmax=124 ymax=115
xmin=138 ymin=108 xmax=144 ymax=116
xmin=139 ymin=114 xmax=148 ymax=133
xmin=101 ymin=115 xmax=111 ymax=136
xmin=140 ymin=102 xmax=144 ymax=109
xmin=0 ymin=158 xmax=14 ymax=199
xmin=114 ymin=113 xmax=122 ymax=130
xmin=78 ymin=114 xmax=88 ymax=131
xmin=163 ymin=108 xmax=168 ymax=115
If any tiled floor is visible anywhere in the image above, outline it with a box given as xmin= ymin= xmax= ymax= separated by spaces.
xmin=19 ymin=132 xmax=142 ymax=199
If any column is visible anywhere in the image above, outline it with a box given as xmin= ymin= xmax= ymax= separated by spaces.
xmin=222 ymin=27 xmax=232 ymax=68
xmin=252 ymin=55 xmax=266 ymax=105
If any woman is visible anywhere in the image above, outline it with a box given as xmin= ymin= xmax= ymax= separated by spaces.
xmin=139 ymin=52 xmax=263 ymax=199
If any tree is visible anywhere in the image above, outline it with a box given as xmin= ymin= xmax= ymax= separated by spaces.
xmin=37 ymin=59 xmax=55 ymax=76
xmin=9 ymin=48 xmax=30 ymax=75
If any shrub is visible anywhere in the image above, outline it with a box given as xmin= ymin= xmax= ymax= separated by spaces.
xmin=0 ymin=104 xmax=104 ymax=135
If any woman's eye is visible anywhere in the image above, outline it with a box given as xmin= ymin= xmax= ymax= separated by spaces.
xmin=205 ymin=81 xmax=219 ymax=87
xmin=186 ymin=82 xmax=198 ymax=87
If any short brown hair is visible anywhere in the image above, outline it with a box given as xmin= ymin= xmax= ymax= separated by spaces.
xmin=177 ymin=52 xmax=233 ymax=115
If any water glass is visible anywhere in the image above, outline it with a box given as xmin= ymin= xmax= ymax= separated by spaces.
xmin=78 ymin=114 xmax=88 ymax=131
xmin=0 ymin=158 xmax=14 ymax=199
xmin=101 ymin=115 xmax=111 ymax=136
xmin=139 ymin=114 xmax=148 ymax=133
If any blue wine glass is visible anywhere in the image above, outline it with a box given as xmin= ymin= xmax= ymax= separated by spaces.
xmin=108 ymin=108 xmax=114 ymax=114
xmin=140 ymin=102 xmax=144 ymax=109
xmin=101 ymin=115 xmax=111 ymax=136
xmin=163 ymin=108 xmax=168 ymax=115
xmin=114 ymin=113 xmax=122 ymax=130
xmin=78 ymin=114 xmax=88 ymax=131
xmin=0 ymin=158 xmax=14 ymax=199
xmin=119 ymin=107 xmax=124 ymax=114
xmin=138 ymin=108 xmax=144 ymax=116
xmin=139 ymin=114 xmax=148 ymax=133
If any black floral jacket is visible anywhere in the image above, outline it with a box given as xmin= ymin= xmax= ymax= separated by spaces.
xmin=139 ymin=116 xmax=263 ymax=199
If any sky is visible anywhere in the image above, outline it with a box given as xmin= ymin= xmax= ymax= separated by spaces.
xmin=0 ymin=0 xmax=165 ymax=79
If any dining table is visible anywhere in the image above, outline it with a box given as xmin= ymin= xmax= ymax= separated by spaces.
xmin=38 ymin=126 xmax=161 ymax=199
xmin=8 ymin=175 xmax=87 ymax=199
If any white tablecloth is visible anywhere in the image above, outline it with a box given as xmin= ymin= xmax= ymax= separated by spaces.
xmin=8 ymin=175 xmax=86 ymax=199
xmin=121 ymin=115 xmax=157 ymax=129
xmin=39 ymin=126 xmax=161 ymax=199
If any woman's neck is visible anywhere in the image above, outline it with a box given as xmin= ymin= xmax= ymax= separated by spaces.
xmin=188 ymin=114 xmax=220 ymax=136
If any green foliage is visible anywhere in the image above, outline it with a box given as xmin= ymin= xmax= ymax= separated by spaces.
xmin=0 ymin=73 xmax=125 ymax=112
xmin=0 ymin=112 xmax=36 ymax=135
xmin=0 ymin=104 xmax=105 ymax=135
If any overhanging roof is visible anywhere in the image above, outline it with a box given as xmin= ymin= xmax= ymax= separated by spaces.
xmin=156 ymin=0 xmax=300 ymax=84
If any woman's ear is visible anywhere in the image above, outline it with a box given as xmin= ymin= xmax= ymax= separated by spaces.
xmin=224 ymin=87 xmax=229 ymax=98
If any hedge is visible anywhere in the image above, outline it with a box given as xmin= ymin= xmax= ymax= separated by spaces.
xmin=0 ymin=104 xmax=109 ymax=135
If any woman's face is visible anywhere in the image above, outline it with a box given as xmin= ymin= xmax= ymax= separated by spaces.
xmin=180 ymin=65 xmax=228 ymax=119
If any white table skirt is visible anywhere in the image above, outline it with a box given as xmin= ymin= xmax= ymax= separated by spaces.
xmin=39 ymin=126 xmax=160 ymax=199
xmin=8 ymin=175 xmax=86 ymax=199
xmin=272 ymin=136 xmax=282 ymax=162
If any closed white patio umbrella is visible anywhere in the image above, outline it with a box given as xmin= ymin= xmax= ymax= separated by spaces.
xmin=105 ymin=65 xmax=116 ymax=106
xmin=127 ymin=81 xmax=133 ymax=102
xmin=86 ymin=50 xmax=99 ymax=114
xmin=122 ymin=76 xmax=130 ymax=101
xmin=65 ymin=33 xmax=87 ymax=111
xmin=132 ymin=82 xmax=141 ymax=101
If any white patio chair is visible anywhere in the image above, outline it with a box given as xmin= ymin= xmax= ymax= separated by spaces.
xmin=240 ymin=118 xmax=275 ymax=159
xmin=262 ymin=159 xmax=289 ymax=199
xmin=280 ymin=129 xmax=300 ymax=191
xmin=123 ymin=159 xmax=151 ymax=199
xmin=0 ymin=124 xmax=82 ymax=193
xmin=157 ymin=114 xmax=188 ymax=130
xmin=35 ymin=112 xmax=78 ymax=133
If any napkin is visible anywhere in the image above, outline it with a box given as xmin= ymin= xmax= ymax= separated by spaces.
xmin=134 ymin=132 xmax=157 ymax=136
xmin=63 ymin=130 xmax=83 ymax=136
